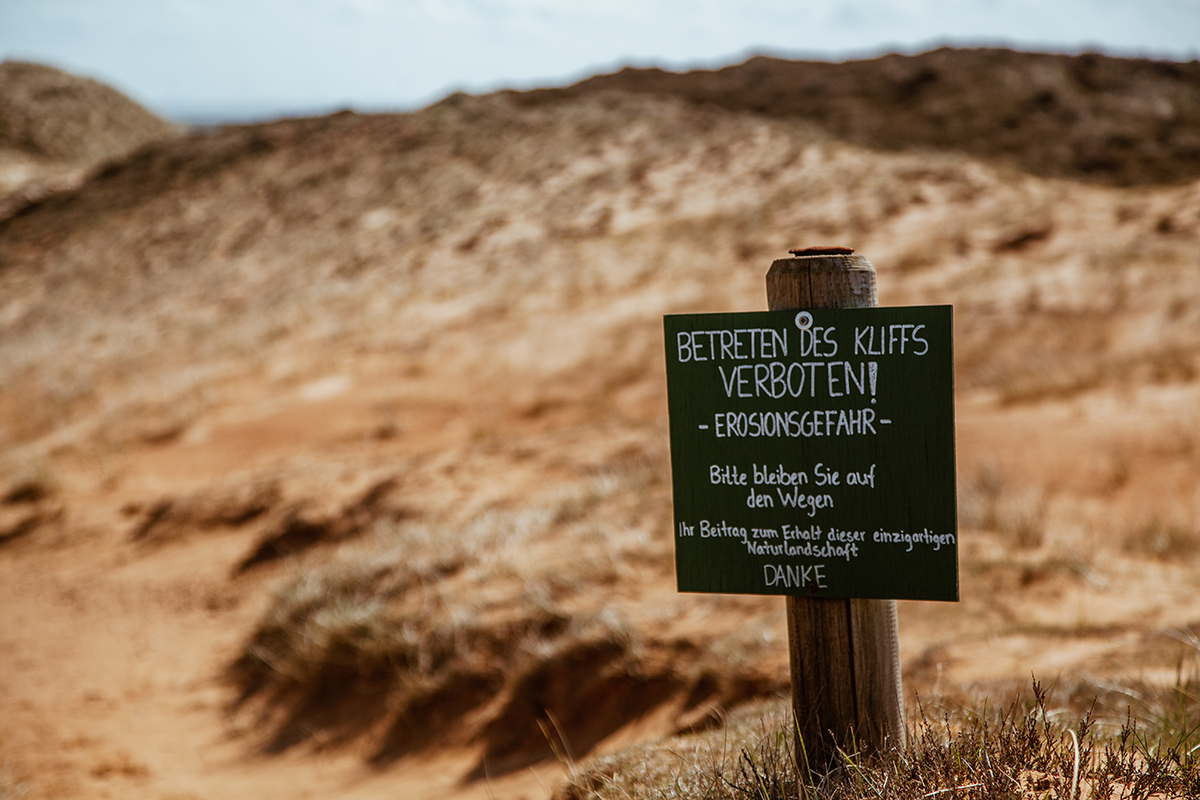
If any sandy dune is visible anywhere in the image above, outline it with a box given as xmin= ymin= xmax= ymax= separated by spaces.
xmin=2 ymin=49 xmax=1200 ymax=799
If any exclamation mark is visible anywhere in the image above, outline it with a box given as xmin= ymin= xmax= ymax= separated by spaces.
xmin=868 ymin=362 xmax=877 ymax=403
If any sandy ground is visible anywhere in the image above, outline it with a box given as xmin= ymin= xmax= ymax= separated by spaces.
xmin=3 ymin=55 xmax=1200 ymax=799
xmin=4 ymin=363 xmax=1200 ymax=799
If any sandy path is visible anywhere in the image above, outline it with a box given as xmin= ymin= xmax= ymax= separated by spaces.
xmin=0 ymin=465 xmax=564 ymax=800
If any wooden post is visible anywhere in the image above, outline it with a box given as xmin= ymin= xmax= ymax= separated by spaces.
xmin=765 ymin=251 xmax=906 ymax=771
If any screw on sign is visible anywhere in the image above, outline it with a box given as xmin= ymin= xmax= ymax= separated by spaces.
xmin=663 ymin=248 xmax=958 ymax=772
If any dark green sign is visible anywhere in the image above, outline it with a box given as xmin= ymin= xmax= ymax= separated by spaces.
xmin=664 ymin=306 xmax=957 ymax=601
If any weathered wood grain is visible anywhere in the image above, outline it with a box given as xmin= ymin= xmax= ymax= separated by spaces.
xmin=766 ymin=252 xmax=905 ymax=770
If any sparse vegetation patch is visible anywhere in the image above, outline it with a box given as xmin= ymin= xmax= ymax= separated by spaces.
xmin=233 ymin=492 xmax=786 ymax=773
xmin=557 ymin=683 xmax=1200 ymax=799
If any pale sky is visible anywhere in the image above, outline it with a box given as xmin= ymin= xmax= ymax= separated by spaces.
xmin=2 ymin=0 xmax=1198 ymax=122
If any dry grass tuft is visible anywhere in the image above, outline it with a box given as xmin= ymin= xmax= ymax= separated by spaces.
xmin=556 ymin=681 xmax=1200 ymax=799
xmin=554 ymin=699 xmax=791 ymax=800
xmin=232 ymin=489 xmax=784 ymax=771
xmin=233 ymin=527 xmax=654 ymax=767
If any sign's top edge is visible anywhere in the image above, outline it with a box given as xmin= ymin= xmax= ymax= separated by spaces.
xmin=663 ymin=304 xmax=953 ymax=319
